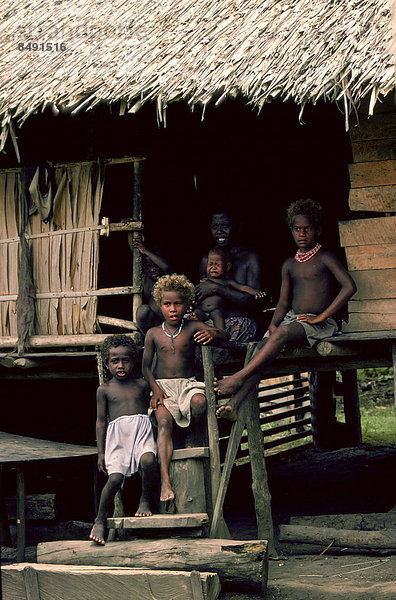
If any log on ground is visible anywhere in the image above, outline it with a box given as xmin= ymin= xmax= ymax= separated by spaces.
xmin=279 ymin=525 xmax=396 ymax=550
xmin=2 ymin=563 xmax=221 ymax=600
xmin=290 ymin=513 xmax=396 ymax=531
xmin=36 ymin=538 xmax=268 ymax=593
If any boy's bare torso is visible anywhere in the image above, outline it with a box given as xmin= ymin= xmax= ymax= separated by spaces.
xmin=151 ymin=320 xmax=202 ymax=379
xmin=287 ymin=250 xmax=337 ymax=315
xmin=101 ymin=378 xmax=149 ymax=422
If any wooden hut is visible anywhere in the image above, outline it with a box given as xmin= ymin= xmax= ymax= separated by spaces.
xmin=0 ymin=0 xmax=395 ymax=580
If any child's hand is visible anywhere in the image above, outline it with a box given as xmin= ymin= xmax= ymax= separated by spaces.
xmin=296 ymin=314 xmax=323 ymax=325
xmin=150 ymin=388 xmax=168 ymax=410
xmin=254 ymin=291 xmax=267 ymax=299
xmin=128 ymin=233 xmax=146 ymax=254
xmin=194 ymin=327 xmax=217 ymax=345
xmin=98 ymin=453 xmax=107 ymax=474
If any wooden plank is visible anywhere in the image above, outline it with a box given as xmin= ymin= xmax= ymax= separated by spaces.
xmin=172 ymin=447 xmax=209 ymax=460
xmin=0 ymin=431 xmax=97 ymax=464
xmin=344 ymin=244 xmax=396 ymax=271
xmin=16 ymin=465 xmax=25 ymax=562
xmin=338 ymin=216 xmax=396 ymax=247
xmin=349 ymin=113 xmax=396 ymax=142
xmin=349 ymin=185 xmax=396 ymax=212
xmin=349 ymin=269 xmax=396 ymax=300
xmin=2 ymin=564 xmax=221 ymax=600
xmin=343 ymin=313 xmax=396 ymax=332
xmin=348 ymin=160 xmax=396 ymax=188
xmin=36 ymin=538 xmax=268 ymax=593
xmin=351 ymin=139 xmax=396 ymax=162
xmin=0 ymin=286 xmax=140 ymax=302
xmin=348 ymin=298 xmax=396 ymax=313
xmin=108 ymin=513 xmax=209 ymax=530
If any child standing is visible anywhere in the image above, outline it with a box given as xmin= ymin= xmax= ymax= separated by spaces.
xmin=90 ymin=334 xmax=157 ymax=545
xmin=215 ymin=199 xmax=357 ymax=420
xmin=142 ymin=274 xmax=229 ymax=502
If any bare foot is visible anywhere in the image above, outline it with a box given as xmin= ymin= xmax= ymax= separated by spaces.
xmin=89 ymin=522 xmax=106 ymax=545
xmin=216 ymin=402 xmax=238 ymax=421
xmin=214 ymin=375 xmax=243 ymax=396
xmin=160 ymin=481 xmax=175 ymax=502
xmin=135 ymin=500 xmax=152 ymax=517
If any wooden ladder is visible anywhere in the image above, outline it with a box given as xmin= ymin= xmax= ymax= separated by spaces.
xmin=96 ymin=346 xmax=229 ymax=541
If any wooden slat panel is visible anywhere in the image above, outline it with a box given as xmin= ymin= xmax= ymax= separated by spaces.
xmin=351 ymin=139 xmax=396 ymax=162
xmin=338 ymin=216 xmax=396 ymax=247
xmin=349 ymin=185 xmax=396 ymax=212
xmin=2 ymin=564 xmax=220 ymax=600
xmin=350 ymin=269 xmax=396 ymax=300
xmin=349 ymin=113 xmax=396 ymax=142
xmin=343 ymin=313 xmax=396 ymax=332
xmin=348 ymin=160 xmax=396 ymax=188
xmin=344 ymin=244 xmax=396 ymax=270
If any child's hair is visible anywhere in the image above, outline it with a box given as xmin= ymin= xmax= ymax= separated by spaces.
xmin=208 ymin=247 xmax=228 ymax=262
xmin=286 ymin=199 xmax=323 ymax=228
xmin=152 ymin=273 xmax=195 ymax=306
xmin=101 ymin=334 xmax=140 ymax=365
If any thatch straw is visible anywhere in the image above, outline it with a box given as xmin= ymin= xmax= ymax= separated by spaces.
xmin=0 ymin=0 xmax=394 ymax=148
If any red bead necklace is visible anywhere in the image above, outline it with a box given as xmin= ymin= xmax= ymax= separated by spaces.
xmin=295 ymin=243 xmax=322 ymax=263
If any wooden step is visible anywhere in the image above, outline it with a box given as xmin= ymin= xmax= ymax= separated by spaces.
xmin=107 ymin=513 xmax=209 ymax=530
xmin=172 ymin=447 xmax=209 ymax=460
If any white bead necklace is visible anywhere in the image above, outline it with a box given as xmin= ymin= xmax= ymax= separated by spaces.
xmin=162 ymin=319 xmax=184 ymax=353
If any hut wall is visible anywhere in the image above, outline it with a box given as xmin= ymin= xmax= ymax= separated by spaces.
xmin=0 ymin=163 xmax=104 ymax=336
xmin=339 ymin=112 xmax=396 ymax=332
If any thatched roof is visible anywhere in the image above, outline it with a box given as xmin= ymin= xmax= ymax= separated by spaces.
xmin=0 ymin=0 xmax=394 ymax=150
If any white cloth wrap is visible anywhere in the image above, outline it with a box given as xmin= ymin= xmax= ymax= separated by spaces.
xmin=105 ymin=414 xmax=156 ymax=477
xmin=150 ymin=377 xmax=206 ymax=427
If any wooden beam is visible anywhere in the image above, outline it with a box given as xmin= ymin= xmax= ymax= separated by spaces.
xmin=348 ymin=298 xmax=396 ymax=313
xmin=343 ymin=312 xmax=396 ymax=332
xmin=245 ymin=352 xmax=276 ymax=555
xmin=344 ymin=244 xmax=396 ymax=271
xmin=290 ymin=512 xmax=396 ymax=529
xmin=351 ymin=139 xmax=396 ymax=162
xmin=0 ymin=286 xmax=140 ymax=302
xmin=348 ymin=160 xmax=396 ymax=188
xmin=349 ymin=113 xmax=396 ymax=142
xmin=338 ymin=216 xmax=396 ymax=247
xmin=349 ymin=185 xmax=396 ymax=212
xmin=0 ymin=332 xmax=139 ymax=348
xmin=36 ymin=538 xmax=269 ymax=593
xmin=97 ymin=315 xmax=138 ymax=330
xmin=108 ymin=513 xmax=209 ymax=529
xmin=342 ymin=370 xmax=362 ymax=444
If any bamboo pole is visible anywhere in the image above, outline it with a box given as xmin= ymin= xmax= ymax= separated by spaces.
xmin=132 ymin=162 xmax=143 ymax=322
xmin=0 ymin=333 xmax=138 ymax=348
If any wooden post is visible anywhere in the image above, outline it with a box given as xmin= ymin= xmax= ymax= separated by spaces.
xmin=342 ymin=370 xmax=362 ymax=444
xmin=201 ymin=346 xmax=230 ymax=538
xmin=243 ymin=343 xmax=276 ymax=555
xmin=16 ymin=464 xmax=25 ymax=562
xmin=393 ymin=342 xmax=396 ymax=408
xmin=0 ymin=466 xmax=12 ymax=547
xmin=309 ymin=371 xmax=337 ymax=449
xmin=132 ymin=162 xmax=142 ymax=323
